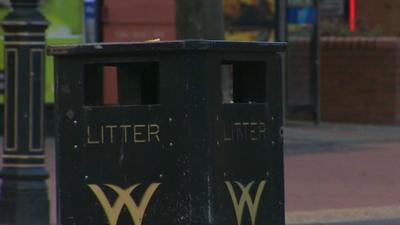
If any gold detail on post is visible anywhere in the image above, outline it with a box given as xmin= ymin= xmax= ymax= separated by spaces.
xmin=29 ymin=49 xmax=44 ymax=152
xmin=3 ymin=163 xmax=46 ymax=168
xmin=88 ymin=183 xmax=160 ymax=225
xmin=4 ymin=48 xmax=18 ymax=151
xmin=5 ymin=32 xmax=45 ymax=37
xmin=5 ymin=41 xmax=46 ymax=46
xmin=3 ymin=154 xmax=45 ymax=159
xmin=225 ymin=180 xmax=266 ymax=225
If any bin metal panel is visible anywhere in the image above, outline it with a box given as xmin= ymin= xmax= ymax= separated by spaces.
xmin=51 ymin=40 xmax=285 ymax=225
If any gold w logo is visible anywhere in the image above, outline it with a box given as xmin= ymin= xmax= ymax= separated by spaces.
xmin=87 ymin=183 xmax=160 ymax=225
xmin=225 ymin=180 xmax=266 ymax=225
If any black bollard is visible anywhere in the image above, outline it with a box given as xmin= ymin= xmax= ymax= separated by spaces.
xmin=0 ymin=0 xmax=49 ymax=225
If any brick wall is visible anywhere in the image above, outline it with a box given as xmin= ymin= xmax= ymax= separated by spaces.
xmin=357 ymin=0 xmax=400 ymax=36
xmin=288 ymin=37 xmax=400 ymax=125
xmin=287 ymin=39 xmax=311 ymax=107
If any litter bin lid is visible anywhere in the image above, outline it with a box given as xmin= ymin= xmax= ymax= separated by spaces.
xmin=48 ymin=39 xmax=287 ymax=56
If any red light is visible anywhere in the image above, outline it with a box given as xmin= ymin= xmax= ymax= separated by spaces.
xmin=349 ymin=0 xmax=356 ymax=32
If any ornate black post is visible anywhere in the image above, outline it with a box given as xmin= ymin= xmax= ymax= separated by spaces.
xmin=0 ymin=0 xmax=49 ymax=225
xmin=310 ymin=0 xmax=321 ymax=125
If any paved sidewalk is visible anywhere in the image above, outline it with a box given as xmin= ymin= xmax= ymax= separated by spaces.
xmin=285 ymin=123 xmax=400 ymax=225
xmin=285 ymin=122 xmax=400 ymax=155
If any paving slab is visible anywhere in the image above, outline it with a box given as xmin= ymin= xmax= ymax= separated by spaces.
xmin=285 ymin=122 xmax=400 ymax=154
xmin=284 ymin=122 xmax=400 ymax=224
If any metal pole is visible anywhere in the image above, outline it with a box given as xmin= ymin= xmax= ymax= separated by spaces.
xmin=275 ymin=0 xmax=287 ymax=125
xmin=310 ymin=0 xmax=321 ymax=125
xmin=0 ymin=0 xmax=50 ymax=224
xmin=275 ymin=0 xmax=287 ymax=42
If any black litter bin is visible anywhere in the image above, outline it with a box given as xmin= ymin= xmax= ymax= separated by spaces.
xmin=49 ymin=40 xmax=286 ymax=225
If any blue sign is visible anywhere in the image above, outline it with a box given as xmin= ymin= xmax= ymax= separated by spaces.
xmin=287 ymin=7 xmax=317 ymax=24
xmin=84 ymin=0 xmax=96 ymax=19
xmin=84 ymin=0 xmax=98 ymax=42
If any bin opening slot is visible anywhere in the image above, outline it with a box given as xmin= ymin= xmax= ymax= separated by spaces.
xmin=221 ymin=61 xmax=266 ymax=104
xmin=84 ymin=62 xmax=159 ymax=106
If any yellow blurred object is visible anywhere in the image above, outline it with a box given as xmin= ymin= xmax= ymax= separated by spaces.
xmin=145 ymin=38 xmax=161 ymax=42
xmin=238 ymin=0 xmax=259 ymax=5
xmin=224 ymin=0 xmax=261 ymax=19
xmin=223 ymin=0 xmax=277 ymax=41
xmin=225 ymin=30 xmax=275 ymax=41
xmin=224 ymin=0 xmax=276 ymax=20
xmin=267 ymin=0 xmax=275 ymax=14
xmin=225 ymin=31 xmax=260 ymax=41
xmin=224 ymin=0 xmax=241 ymax=19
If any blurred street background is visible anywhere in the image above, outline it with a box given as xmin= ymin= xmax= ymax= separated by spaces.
xmin=1 ymin=0 xmax=400 ymax=225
